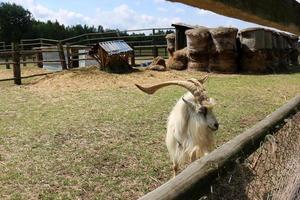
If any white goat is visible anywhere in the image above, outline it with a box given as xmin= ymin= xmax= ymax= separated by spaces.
xmin=136 ymin=76 xmax=219 ymax=177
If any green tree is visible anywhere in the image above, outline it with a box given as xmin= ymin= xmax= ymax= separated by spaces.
xmin=0 ymin=2 xmax=32 ymax=43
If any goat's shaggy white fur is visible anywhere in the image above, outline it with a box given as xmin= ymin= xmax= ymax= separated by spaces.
xmin=166 ymin=92 xmax=218 ymax=176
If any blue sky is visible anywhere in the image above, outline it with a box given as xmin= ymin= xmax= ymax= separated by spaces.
xmin=1 ymin=0 xmax=287 ymax=31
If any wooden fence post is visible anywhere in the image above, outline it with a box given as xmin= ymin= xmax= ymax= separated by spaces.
xmin=130 ymin=51 xmax=135 ymax=66
xmin=66 ymin=43 xmax=72 ymax=68
xmin=57 ymin=43 xmax=67 ymax=70
xmin=12 ymin=42 xmax=21 ymax=85
xmin=20 ymin=41 xmax=26 ymax=67
xmin=4 ymin=44 xmax=10 ymax=69
xmin=152 ymin=29 xmax=158 ymax=58
xmin=37 ymin=51 xmax=43 ymax=68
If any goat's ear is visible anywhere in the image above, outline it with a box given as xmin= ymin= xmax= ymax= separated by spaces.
xmin=198 ymin=75 xmax=209 ymax=84
xmin=182 ymin=97 xmax=195 ymax=110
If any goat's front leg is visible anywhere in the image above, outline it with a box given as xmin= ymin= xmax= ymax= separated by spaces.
xmin=190 ymin=146 xmax=200 ymax=162
xmin=172 ymin=161 xmax=178 ymax=178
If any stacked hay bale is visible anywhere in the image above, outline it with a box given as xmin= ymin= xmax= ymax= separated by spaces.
xmin=166 ymin=47 xmax=188 ymax=70
xmin=276 ymin=32 xmax=285 ymax=69
xmin=239 ymin=28 xmax=268 ymax=73
xmin=280 ymin=33 xmax=290 ymax=67
xmin=271 ymin=31 xmax=280 ymax=68
xmin=166 ymin=33 xmax=176 ymax=57
xmin=288 ymin=35 xmax=299 ymax=66
xmin=264 ymin=29 xmax=274 ymax=69
xmin=208 ymin=27 xmax=238 ymax=73
xmin=185 ymin=27 xmax=210 ymax=71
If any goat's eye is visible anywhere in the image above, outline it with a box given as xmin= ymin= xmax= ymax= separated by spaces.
xmin=199 ymin=107 xmax=208 ymax=116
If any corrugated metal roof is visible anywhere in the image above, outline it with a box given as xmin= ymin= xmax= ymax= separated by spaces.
xmin=99 ymin=40 xmax=133 ymax=56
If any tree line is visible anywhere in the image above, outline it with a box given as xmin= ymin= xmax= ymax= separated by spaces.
xmin=0 ymin=2 xmax=119 ymax=43
xmin=0 ymin=2 xmax=174 ymax=46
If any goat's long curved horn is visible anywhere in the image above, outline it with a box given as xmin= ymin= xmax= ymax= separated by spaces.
xmin=135 ymin=81 xmax=199 ymax=95
xmin=136 ymin=80 xmax=209 ymax=104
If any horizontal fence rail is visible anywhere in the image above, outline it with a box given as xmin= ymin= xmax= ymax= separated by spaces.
xmin=0 ymin=27 xmax=174 ymax=59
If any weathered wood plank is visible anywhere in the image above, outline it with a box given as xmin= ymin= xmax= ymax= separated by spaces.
xmin=139 ymin=94 xmax=300 ymax=200
xmin=168 ymin=0 xmax=300 ymax=35
xmin=12 ymin=43 xmax=21 ymax=85
xmin=57 ymin=43 xmax=67 ymax=70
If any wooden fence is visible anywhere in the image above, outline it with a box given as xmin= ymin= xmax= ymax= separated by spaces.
xmin=0 ymin=27 xmax=174 ymax=85
xmin=0 ymin=42 xmax=94 ymax=85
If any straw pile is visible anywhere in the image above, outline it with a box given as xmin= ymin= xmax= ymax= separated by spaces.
xmin=185 ymin=27 xmax=210 ymax=71
xmin=147 ymin=56 xmax=167 ymax=71
xmin=209 ymin=27 xmax=238 ymax=72
xmin=166 ymin=47 xmax=188 ymax=70
xmin=166 ymin=33 xmax=176 ymax=57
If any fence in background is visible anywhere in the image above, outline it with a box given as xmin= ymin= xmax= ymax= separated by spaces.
xmin=0 ymin=27 xmax=174 ymax=85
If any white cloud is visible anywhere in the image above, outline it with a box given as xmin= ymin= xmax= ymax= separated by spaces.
xmin=7 ymin=0 xmax=91 ymax=25
xmin=175 ymin=8 xmax=185 ymax=13
xmin=157 ymin=7 xmax=168 ymax=12
xmin=196 ymin=9 xmax=211 ymax=16
xmin=5 ymin=0 xmax=179 ymax=30
xmin=153 ymin=0 xmax=165 ymax=4
xmin=93 ymin=4 xmax=181 ymax=30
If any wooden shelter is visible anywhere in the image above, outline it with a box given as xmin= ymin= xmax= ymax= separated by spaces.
xmin=89 ymin=40 xmax=135 ymax=73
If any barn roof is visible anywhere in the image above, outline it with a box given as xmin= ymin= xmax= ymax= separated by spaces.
xmin=99 ymin=40 xmax=133 ymax=56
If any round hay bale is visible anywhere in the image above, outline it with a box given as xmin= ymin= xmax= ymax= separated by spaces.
xmin=289 ymin=34 xmax=299 ymax=49
xmin=264 ymin=29 xmax=273 ymax=50
xmin=166 ymin=33 xmax=175 ymax=57
xmin=209 ymin=51 xmax=237 ymax=73
xmin=278 ymin=32 xmax=290 ymax=67
xmin=281 ymin=33 xmax=290 ymax=50
xmin=286 ymin=34 xmax=299 ymax=66
xmin=185 ymin=27 xmax=210 ymax=52
xmin=166 ymin=47 xmax=188 ymax=70
xmin=209 ymin=27 xmax=238 ymax=53
xmin=272 ymin=31 xmax=279 ymax=50
xmin=271 ymin=31 xmax=281 ymax=68
xmin=187 ymin=50 xmax=209 ymax=62
xmin=187 ymin=50 xmax=209 ymax=71
xmin=277 ymin=32 xmax=284 ymax=50
xmin=187 ymin=60 xmax=208 ymax=71
xmin=239 ymin=27 xmax=265 ymax=51
xmin=290 ymin=50 xmax=299 ymax=66
xmin=240 ymin=50 xmax=269 ymax=73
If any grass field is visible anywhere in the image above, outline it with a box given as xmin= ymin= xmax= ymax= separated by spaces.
xmin=0 ymin=65 xmax=299 ymax=199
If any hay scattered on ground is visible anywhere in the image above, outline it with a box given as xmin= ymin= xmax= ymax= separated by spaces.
xmin=20 ymin=65 xmax=217 ymax=93
xmin=166 ymin=48 xmax=188 ymax=70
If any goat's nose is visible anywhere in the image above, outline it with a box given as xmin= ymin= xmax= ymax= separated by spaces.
xmin=214 ymin=123 xmax=219 ymax=130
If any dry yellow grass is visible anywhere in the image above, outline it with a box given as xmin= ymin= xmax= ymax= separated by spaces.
xmin=0 ymin=65 xmax=300 ymax=199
